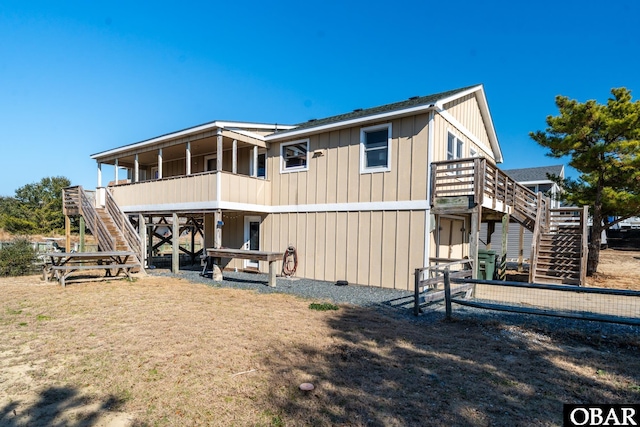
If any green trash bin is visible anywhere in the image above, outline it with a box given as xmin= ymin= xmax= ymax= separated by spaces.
xmin=477 ymin=249 xmax=496 ymax=280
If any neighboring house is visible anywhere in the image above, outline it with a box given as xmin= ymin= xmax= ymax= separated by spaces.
xmin=479 ymin=165 xmax=565 ymax=261
xmin=67 ymin=84 xmax=587 ymax=289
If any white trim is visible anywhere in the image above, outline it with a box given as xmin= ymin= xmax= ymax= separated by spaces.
xmin=91 ymin=121 xmax=293 ymax=160
xmin=424 ymin=110 xmax=435 ymax=270
xmin=435 ymin=85 xmax=483 ymax=107
xmin=360 ymin=123 xmax=392 ymax=174
xmin=280 ymin=139 xmax=310 ymax=173
xmin=439 ymin=111 xmax=494 ymax=159
xmin=243 ymin=215 xmax=262 ymax=268
xmin=118 ymin=199 xmax=431 ymax=214
xmin=266 ymin=104 xmax=437 ymax=141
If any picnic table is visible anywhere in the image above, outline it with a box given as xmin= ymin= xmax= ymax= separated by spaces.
xmin=204 ymin=248 xmax=283 ymax=287
xmin=43 ymin=251 xmax=139 ymax=287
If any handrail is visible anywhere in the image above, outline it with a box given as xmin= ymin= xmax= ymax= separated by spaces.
xmin=529 ymin=192 xmax=544 ymax=283
xmin=63 ymin=186 xmax=116 ymax=252
xmin=104 ymin=188 xmax=143 ymax=264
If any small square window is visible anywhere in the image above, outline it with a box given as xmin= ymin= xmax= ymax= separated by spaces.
xmin=281 ymin=140 xmax=309 ymax=172
xmin=360 ymin=123 xmax=392 ymax=173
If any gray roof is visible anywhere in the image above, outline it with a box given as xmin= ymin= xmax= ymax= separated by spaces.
xmin=269 ymin=85 xmax=479 ymax=136
xmin=503 ymin=165 xmax=564 ymax=183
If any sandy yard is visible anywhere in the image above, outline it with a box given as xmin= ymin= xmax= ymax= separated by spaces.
xmin=0 ymin=249 xmax=638 ymax=426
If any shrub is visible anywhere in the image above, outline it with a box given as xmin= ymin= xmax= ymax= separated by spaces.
xmin=308 ymin=302 xmax=339 ymax=311
xmin=0 ymin=238 xmax=36 ymax=276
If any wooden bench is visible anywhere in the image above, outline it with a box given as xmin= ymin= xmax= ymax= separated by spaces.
xmin=205 ymin=248 xmax=284 ymax=287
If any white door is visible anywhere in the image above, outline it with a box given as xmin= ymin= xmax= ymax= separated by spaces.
xmin=243 ymin=216 xmax=261 ymax=269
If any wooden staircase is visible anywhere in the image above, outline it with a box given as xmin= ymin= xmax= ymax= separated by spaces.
xmin=63 ymin=186 xmax=143 ymax=268
xmin=431 ymin=157 xmax=588 ymax=285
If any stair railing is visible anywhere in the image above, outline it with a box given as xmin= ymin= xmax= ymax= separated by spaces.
xmin=104 ymin=188 xmax=143 ymax=264
xmin=63 ymin=186 xmax=116 ymax=252
xmin=529 ymin=192 xmax=547 ymax=283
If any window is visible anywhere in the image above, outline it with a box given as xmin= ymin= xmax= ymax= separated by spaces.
xmin=281 ymin=140 xmax=309 ymax=172
xmin=360 ymin=123 xmax=392 ymax=173
xmin=250 ymin=148 xmax=267 ymax=178
xmin=204 ymin=154 xmax=217 ymax=172
xmin=447 ymin=132 xmax=465 ymax=161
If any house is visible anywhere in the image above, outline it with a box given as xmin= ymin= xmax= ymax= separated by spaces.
xmin=63 ymin=84 xmax=588 ymax=290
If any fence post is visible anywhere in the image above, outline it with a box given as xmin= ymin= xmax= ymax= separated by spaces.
xmin=444 ymin=268 xmax=452 ymax=320
xmin=414 ymin=268 xmax=421 ymax=316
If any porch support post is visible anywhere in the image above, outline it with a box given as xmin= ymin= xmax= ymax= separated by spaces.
xmin=518 ymin=224 xmax=525 ymax=272
xmin=97 ymin=162 xmax=102 ymax=187
xmin=65 ymin=215 xmax=71 ymax=252
xmin=172 ymin=212 xmax=179 ymax=273
xmin=252 ymin=146 xmax=258 ymax=177
xmin=114 ymin=158 xmax=119 ymax=185
xmin=214 ymin=209 xmax=222 ymax=249
xmin=232 ymin=140 xmax=237 ymax=174
xmin=469 ymin=206 xmax=482 ymax=279
xmin=138 ymin=214 xmax=147 ymax=268
xmin=186 ymin=142 xmax=191 ymax=175
xmin=499 ymin=213 xmax=509 ymax=280
xmin=79 ymin=216 xmax=85 ymax=252
xmin=134 ymin=154 xmax=139 ymax=183
xmin=158 ymin=148 xmax=163 ymax=179
xmin=216 ymin=130 xmax=223 ymax=172
xmin=204 ymin=213 xmax=215 ymax=249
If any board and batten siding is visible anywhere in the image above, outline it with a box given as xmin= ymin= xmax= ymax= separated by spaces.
xmin=442 ymin=93 xmax=493 ymax=156
xmin=268 ymin=114 xmax=430 ymax=207
xmin=262 ymin=210 xmax=425 ymax=290
xmin=432 ymin=113 xmax=493 ymax=162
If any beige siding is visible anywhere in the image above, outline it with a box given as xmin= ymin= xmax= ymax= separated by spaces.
xmin=269 ymin=114 xmax=430 ymax=207
xmin=221 ymin=173 xmax=271 ymax=206
xmin=111 ymin=173 xmax=218 ymax=208
xmin=432 ymin=114 xmax=490 ymax=162
xmin=264 ymin=210 xmax=425 ymax=290
xmin=442 ymin=94 xmax=494 ymax=158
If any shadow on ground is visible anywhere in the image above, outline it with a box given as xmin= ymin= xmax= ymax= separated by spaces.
xmin=261 ymin=305 xmax=640 ymax=426
xmin=0 ymin=386 xmax=126 ymax=427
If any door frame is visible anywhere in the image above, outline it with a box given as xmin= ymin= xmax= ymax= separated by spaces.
xmin=243 ymin=215 xmax=261 ymax=269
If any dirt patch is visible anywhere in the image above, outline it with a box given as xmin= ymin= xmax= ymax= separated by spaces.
xmin=0 ymin=257 xmax=639 ymax=426
xmin=587 ymin=248 xmax=640 ymax=290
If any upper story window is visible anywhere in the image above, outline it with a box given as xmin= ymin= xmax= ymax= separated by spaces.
xmin=447 ymin=132 xmax=464 ymax=161
xmin=281 ymin=139 xmax=309 ymax=173
xmin=204 ymin=154 xmax=218 ymax=172
xmin=360 ymin=123 xmax=392 ymax=173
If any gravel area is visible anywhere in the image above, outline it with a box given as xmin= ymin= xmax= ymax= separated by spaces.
xmin=149 ymin=267 xmax=640 ymax=339
xmin=151 ymin=267 xmax=416 ymax=308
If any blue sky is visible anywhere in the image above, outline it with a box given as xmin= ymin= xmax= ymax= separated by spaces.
xmin=0 ymin=0 xmax=638 ymax=196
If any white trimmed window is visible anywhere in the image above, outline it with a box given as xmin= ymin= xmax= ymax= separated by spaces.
xmin=360 ymin=123 xmax=392 ymax=173
xmin=281 ymin=139 xmax=309 ymax=172
xmin=447 ymin=132 xmax=464 ymax=161
xmin=204 ymin=154 xmax=218 ymax=172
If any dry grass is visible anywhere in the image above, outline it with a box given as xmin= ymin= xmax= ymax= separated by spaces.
xmin=0 ymin=250 xmax=639 ymax=426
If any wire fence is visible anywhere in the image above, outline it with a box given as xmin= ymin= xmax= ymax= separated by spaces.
xmin=414 ymin=265 xmax=640 ymax=326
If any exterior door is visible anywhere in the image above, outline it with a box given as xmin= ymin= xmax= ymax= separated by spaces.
xmin=438 ymin=217 xmax=466 ymax=260
xmin=243 ymin=216 xmax=261 ymax=269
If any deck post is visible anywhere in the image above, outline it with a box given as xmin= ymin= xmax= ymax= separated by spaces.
xmin=232 ymin=140 xmax=237 ymax=174
xmin=518 ymin=224 xmax=525 ymax=272
xmin=486 ymin=221 xmax=495 ymax=250
xmin=97 ymin=162 xmax=102 ymax=187
xmin=252 ymin=146 xmax=258 ymax=177
xmin=114 ymin=158 xmax=119 ymax=184
xmin=134 ymin=154 xmax=139 ymax=183
xmin=499 ymin=213 xmax=509 ymax=280
xmin=186 ymin=141 xmax=191 ymax=175
xmin=444 ymin=268 xmax=452 ymax=320
xmin=65 ymin=215 xmax=72 ymax=252
xmin=172 ymin=212 xmax=179 ymax=273
xmin=138 ymin=214 xmax=147 ymax=268
xmin=158 ymin=148 xmax=163 ymax=179
xmin=79 ymin=216 xmax=85 ymax=252
xmin=214 ymin=209 xmax=222 ymax=249
xmin=216 ymin=130 xmax=223 ymax=172
xmin=469 ymin=206 xmax=481 ymax=279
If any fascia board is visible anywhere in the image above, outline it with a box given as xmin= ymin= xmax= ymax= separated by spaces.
xmin=265 ymin=104 xmax=437 ymax=141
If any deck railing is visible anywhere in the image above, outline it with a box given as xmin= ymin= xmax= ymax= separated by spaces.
xmin=63 ymin=186 xmax=116 ymax=252
xmin=430 ymin=157 xmax=542 ymax=231
xmin=105 ymin=188 xmax=143 ymax=263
